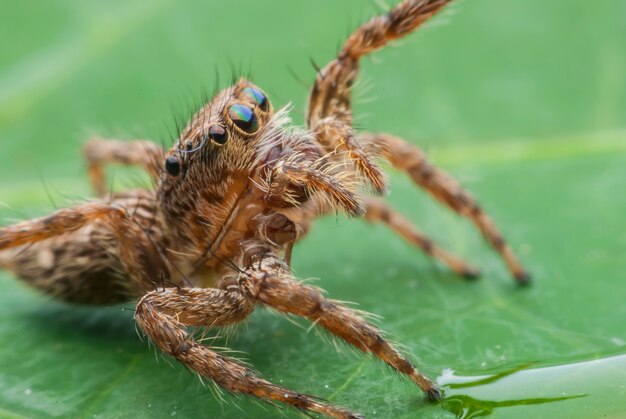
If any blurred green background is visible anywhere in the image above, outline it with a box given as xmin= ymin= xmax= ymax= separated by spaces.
xmin=1 ymin=0 xmax=625 ymax=418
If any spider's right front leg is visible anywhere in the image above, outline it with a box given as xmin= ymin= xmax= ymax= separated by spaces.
xmin=83 ymin=138 xmax=164 ymax=197
xmin=135 ymin=287 xmax=362 ymax=419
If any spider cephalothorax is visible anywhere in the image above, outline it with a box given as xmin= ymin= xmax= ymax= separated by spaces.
xmin=0 ymin=1 xmax=530 ymax=418
xmin=157 ymin=80 xmax=363 ymax=284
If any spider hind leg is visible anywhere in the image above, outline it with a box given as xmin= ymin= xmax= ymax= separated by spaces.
xmin=363 ymin=132 xmax=530 ymax=284
xmin=364 ymin=197 xmax=480 ymax=279
xmin=0 ymin=203 xmax=132 ymax=303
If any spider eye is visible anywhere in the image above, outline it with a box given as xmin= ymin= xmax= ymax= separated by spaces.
xmin=242 ymin=87 xmax=269 ymax=111
xmin=164 ymin=156 xmax=181 ymax=176
xmin=228 ymin=104 xmax=258 ymax=133
xmin=208 ymin=125 xmax=228 ymax=144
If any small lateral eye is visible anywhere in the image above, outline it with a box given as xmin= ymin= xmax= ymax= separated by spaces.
xmin=208 ymin=125 xmax=228 ymax=144
xmin=228 ymin=104 xmax=258 ymax=133
xmin=164 ymin=156 xmax=181 ymax=176
xmin=242 ymin=87 xmax=269 ymax=111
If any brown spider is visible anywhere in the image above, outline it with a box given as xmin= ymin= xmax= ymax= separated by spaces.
xmin=0 ymin=1 xmax=530 ymax=417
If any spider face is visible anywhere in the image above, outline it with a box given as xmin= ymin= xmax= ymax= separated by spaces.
xmin=159 ymin=78 xmax=290 ymax=225
xmin=161 ymin=79 xmax=276 ymax=180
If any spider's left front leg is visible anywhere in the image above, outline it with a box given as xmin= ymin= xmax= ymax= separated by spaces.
xmin=240 ymin=252 xmax=442 ymax=401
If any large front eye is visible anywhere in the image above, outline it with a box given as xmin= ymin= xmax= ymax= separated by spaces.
xmin=242 ymin=87 xmax=269 ymax=111
xmin=228 ymin=104 xmax=258 ymax=133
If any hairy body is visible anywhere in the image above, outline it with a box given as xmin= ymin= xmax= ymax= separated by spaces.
xmin=0 ymin=1 xmax=529 ymax=417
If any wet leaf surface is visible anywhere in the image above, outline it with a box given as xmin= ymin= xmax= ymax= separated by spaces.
xmin=1 ymin=1 xmax=625 ymax=418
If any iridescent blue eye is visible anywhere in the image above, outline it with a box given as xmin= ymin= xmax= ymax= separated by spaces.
xmin=242 ymin=87 xmax=269 ymax=111
xmin=228 ymin=104 xmax=258 ymax=133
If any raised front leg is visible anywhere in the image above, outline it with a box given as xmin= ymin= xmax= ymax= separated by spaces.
xmin=240 ymin=252 xmax=443 ymax=401
xmin=83 ymin=138 xmax=164 ymax=196
xmin=307 ymin=0 xmax=453 ymax=127
xmin=135 ymin=287 xmax=361 ymax=419
xmin=361 ymin=132 xmax=530 ymax=284
xmin=306 ymin=1 xmax=455 ymax=195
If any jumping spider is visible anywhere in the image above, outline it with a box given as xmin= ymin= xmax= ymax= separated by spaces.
xmin=0 ymin=1 xmax=530 ymax=417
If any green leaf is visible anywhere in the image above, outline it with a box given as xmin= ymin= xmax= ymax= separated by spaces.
xmin=1 ymin=0 xmax=625 ymax=418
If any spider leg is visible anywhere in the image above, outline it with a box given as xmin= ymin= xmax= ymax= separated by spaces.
xmin=0 ymin=203 xmax=124 ymax=252
xmin=307 ymin=0 xmax=453 ymax=193
xmin=135 ymin=287 xmax=362 ymax=419
xmin=307 ymin=0 xmax=453 ymax=127
xmin=361 ymin=132 xmax=530 ymax=284
xmin=313 ymin=117 xmax=388 ymax=194
xmin=83 ymin=138 xmax=164 ymax=197
xmin=240 ymin=252 xmax=443 ymax=400
xmin=364 ymin=197 xmax=479 ymax=278
xmin=0 ymin=201 xmax=149 ymax=303
xmin=261 ymin=158 xmax=364 ymax=216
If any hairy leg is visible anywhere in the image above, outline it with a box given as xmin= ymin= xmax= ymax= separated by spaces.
xmin=365 ymin=198 xmax=479 ymax=278
xmin=83 ymin=138 xmax=164 ymax=197
xmin=260 ymin=155 xmax=364 ymax=216
xmin=307 ymin=1 xmax=453 ymax=193
xmin=135 ymin=287 xmax=361 ymax=419
xmin=0 ymin=193 xmax=171 ymax=303
xmin=312 ymin=117 xmax=388 ymax=194
xmin=0 ymin=202 xmax=137 ymax=303
xmin=240 ymin=252 xmax=442 ymax=400
xmin=307 ymin=0 xmax=452 ymax=127
xmin=362 ymin=132 xmax=530 ymax=283
xmin=0 ymin=203 xmax=124 ymax=252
